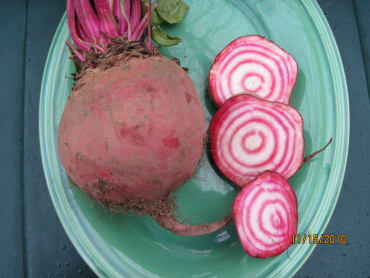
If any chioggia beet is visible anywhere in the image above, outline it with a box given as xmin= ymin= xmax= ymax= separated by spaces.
xmin=58 ymin=0 xmax=231 ymax=236
xmin=209 ymin=35 xmax=298 ymax=106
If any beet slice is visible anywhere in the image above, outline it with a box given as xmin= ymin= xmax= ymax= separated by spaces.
xmin=209 ymin=35 xmax=298 ymax=106
xmin=233 ymin=171 xmax=298 ymax=258
xmin=209 ymin=94 xmax=304 ymax=186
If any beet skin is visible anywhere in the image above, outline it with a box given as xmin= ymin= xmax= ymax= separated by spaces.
xmin=58 ymin=56 xmax=205 ymax=204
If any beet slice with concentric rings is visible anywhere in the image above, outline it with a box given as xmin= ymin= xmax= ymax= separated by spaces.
xmin=209 ymin=93 xmax=304 ymax=186
xmin=209 ymin=35 xmax=298 ymax=106
xmin=233 ymin=171 xmax=298 ymax=258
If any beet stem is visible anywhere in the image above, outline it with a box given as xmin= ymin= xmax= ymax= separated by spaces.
xmin=107 ymin=0 xmax=114 ymax=11
xmin=66 ymin=40 xmax=86 ymax=62
xmin=130 ymin=0 xmax=141 ymax=32
xmin=147 ymin=0 xmax=152 ymax=50
xmin=99 ymin=31 xmax=116 ymax=42
xmin=113 ymin=0 xmax=127 ymax=35
xmin=76 ymin=20 xmax=90 ymax=42
xmin=67 ymin=0 xmax=151 ymax=55
xmin=132 ymin=3 xmax=156 ymax=41
xmin=74 ymin=0 xmax=102 ymax=44
xmin=123 ymin=0 xmax=131 ymax=33
xmin=131 ymin=12 xmax=148 ymax=40
xmin=120 ymin=0 xmax=133 ymax=40
xmin=94 ymin=0 xmax=119 ymax=38
xmin=67 ymin=0 xmax=90 ymax=52
xmin=304 ymin=138 xmax=333 ymax=163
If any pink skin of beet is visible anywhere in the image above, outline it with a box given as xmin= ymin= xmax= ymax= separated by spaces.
xmin=233 ymin=171 xmax=298 ymax=258
xmin=58 ymin=56 xmax=206 ymax=202
xmin=209 ymin=35 xmax=298 ymax=107
xmin=209 ymin=93 xmax=304 ymax=187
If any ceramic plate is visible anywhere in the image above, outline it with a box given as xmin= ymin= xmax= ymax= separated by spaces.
xmin=40 ymin=0 xmax=349 ymax=277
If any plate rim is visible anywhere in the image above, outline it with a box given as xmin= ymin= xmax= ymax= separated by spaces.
xmin=282 ymin=0 xmax=350 ymax=276
xmin=39 ymin=1 xmax=350 ymax=277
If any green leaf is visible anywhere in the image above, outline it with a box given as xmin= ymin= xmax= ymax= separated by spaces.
xmin=152 ymin=25 xmax=182 ymax=46
xmin=156 ymin=0 xmax=189 ymax=24
xmin=152 ymin=9 xmax=164 ymax=25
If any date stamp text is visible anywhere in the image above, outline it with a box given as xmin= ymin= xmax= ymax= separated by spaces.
xmin=292 ymin=234 xmax=347 ymax=245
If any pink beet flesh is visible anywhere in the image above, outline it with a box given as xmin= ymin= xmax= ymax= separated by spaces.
xmin=233 ymin=171 xmax=298 ymax=258
xmin=209 ymin=35 xmax=298 ymax=106
xmin=209 ymin=94 xmax=304 ymax=186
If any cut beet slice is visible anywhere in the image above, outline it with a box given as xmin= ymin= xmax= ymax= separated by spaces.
xmin=233 ymin=171 xmax=298 ymax=258
xmin=209 ymin=35 xmax=298 ymax=106
xmin=209 ymin=94 xmax=304 ymax=186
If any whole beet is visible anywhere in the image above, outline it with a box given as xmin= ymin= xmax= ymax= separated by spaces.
xmin=58 ymin=56 xmax=231 ymax=235
xmin=59 ymin=0 xmax=232 ymax=236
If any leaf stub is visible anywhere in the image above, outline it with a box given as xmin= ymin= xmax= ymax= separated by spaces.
xmin=152 ymin=9 xmax=164 ymax=24
xmin=148 ymin=0 xmax=189 ymax=46
xmin=152 ymin=25 xmax=182 ymax=46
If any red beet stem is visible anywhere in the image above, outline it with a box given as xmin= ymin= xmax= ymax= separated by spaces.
xmin=118 ymin=0 xmax=133 ymax=40
xmin=132 ymin=2 xmax=156 ymax=42
xmin=131 ymin=12 xmax=149 ymax=41
xmin=66 ymin=41 xmax=86 ymax=62
xmin=130 ymin=0 xmax=141 ymax=33
xmin=67 ymin=0 xmax=90 ymax=52
xmin=94 ymin=0 xmax=119 ymax=38
xmin=76 ymin=21 xmax=89 ymax=42
xmin=304 ymin=138 xmax=333 ymax=163
xmin=107 ymin=0 xmax=114 ymax=11
xmin=147 ymin=0 xmax=152 ymax=51
xmin=124 ymin=0 xmax=131 ymax=19
xmin=123 ymin=0 xmax=132 ymax=35
xmin=74 ymin=0 xmax=102 ymax=44
xmin=113 ymin=0 xmax=128 ymax=36
xmin=67 ymin=0 xmax=156 ymax=61
xmin=233 ymin=171 xmax=297 ymax=258
xmin=157 ymin=213 xmax=232 ymax=236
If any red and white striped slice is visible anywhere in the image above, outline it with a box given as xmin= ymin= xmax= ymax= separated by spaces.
xmin=209 ymin=94 xmax=304 ymax=186
xmin=233 ymin=171 xmax=298 ymax=258
xmin=209 ymin=35 xmax=298 ymax=106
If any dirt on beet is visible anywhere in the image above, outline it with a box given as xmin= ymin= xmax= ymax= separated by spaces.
xmin=78 ymin=177 xmax=178 ymax=218
xmin=67 ymin=38 xmax=160 ymax=86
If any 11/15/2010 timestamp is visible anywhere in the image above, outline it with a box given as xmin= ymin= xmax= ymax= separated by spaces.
xmin=292 ymin=234 xmax=347 ymax=245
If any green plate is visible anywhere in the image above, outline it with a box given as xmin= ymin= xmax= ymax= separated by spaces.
xmin=39 ymin=0 xmax=349 ymax=277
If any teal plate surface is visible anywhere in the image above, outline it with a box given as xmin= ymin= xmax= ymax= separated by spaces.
xmin=39 ymin=0 xmax=349 ymax=277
